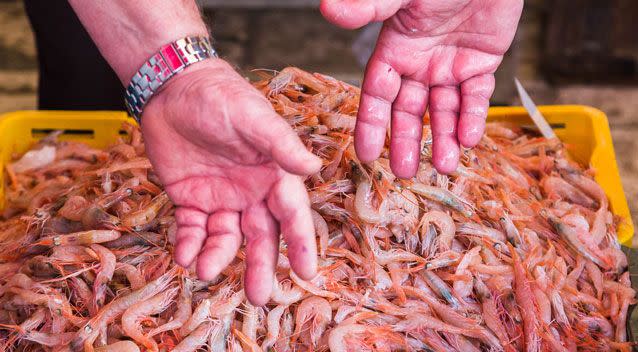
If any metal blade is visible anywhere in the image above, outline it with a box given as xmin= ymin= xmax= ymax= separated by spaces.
xmin=514 ymin=78 xmax=557 ymax=139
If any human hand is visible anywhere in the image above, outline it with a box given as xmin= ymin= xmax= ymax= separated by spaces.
xmin=142 ymin=59 xmax=322 ymax=305
xmin=321 ymin=0 xmax=523 ymax=175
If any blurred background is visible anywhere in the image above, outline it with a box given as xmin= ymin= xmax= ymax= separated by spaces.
xmin=0 ymin=0 xmax=637 ymax=337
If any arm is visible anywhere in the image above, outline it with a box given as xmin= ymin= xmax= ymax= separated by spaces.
xmin=68 ymin=1 xmax=322 ymax=306
xmin=68 ymin=0 xmax=208 ymax=84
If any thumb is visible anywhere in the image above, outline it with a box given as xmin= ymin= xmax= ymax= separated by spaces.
xmin=242 ymin=109 xmax=322 ymax=176
xmin=320 ymin=0 xmax=404 ymax=29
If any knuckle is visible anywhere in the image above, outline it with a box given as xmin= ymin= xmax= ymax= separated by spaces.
xmin=175 ymin=208 xmax=207 ymax=227
xmin=429 ymin=87 xmax=460 ymax=112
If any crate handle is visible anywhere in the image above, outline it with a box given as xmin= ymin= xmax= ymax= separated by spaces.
xmin=31 ymin=128 xmax=95 ymax=139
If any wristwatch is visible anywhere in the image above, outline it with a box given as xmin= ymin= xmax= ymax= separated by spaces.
xmin=124 ymin=36 xmax=218 ymax=123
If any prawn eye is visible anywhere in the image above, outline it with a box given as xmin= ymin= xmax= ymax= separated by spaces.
xmin=84 ymin=325 xmax=93 ymax=333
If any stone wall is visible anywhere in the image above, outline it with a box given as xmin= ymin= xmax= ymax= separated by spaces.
xmin=0 ymin=1 xmax=37 ymax=112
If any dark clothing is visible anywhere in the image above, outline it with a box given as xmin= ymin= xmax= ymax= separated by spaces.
xmin=24 ymin=0 xmax=124 ymax=110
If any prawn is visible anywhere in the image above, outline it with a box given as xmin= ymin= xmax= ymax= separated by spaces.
xmin=474 ymin=277 xmax=511 ymax=349
xmin=509 ymin=243 xmax=540 ymax=352
xmin=393 ymin=313 xmax=485 ymax=341
xmin=363 ymin=225 xmax=425 ymax=265
xmin=242 ymin=303 xmax=262 ymax=344
xmin=121 ymin=192 xmax=170 ymax=228
xmin=71 ymin=267 xmax=178 ymax=351
xmin=419 ymin=210 xmax=456 ymax=253
xmin=232 ymin=326 xmax=263 ymax=352
xmin=420 ymin=270 xmax=461 ymax=310
xmin=95 ymin=340 xmax=141 ymax=352
xmin=261 ymin=305 xmax=287 ymax=350
xmin=271 ymin=277 xmax=304 ymax=305
xmin=149 ymin=277 xmax=193 ymax=337
xmin=292 ymin=296 xmax=332 ymax=347
xmin=290 ymin=270 xmax=339 ymax=299
xmin=121 ymin=287 xmax=178 ymax=351
xmin=385 ymin=189 xmax=419 ymax=249
xmin=32 ymin=229 xmax=121 ymax=247
xmin=485 ymin=122 xmax=520 ymax=139
xmin=24 ymin=331 xmax=75 ymax=347
xmin=57 ymin=195 xmax=89 ymax=222
xmin=173 ymin=322 xmax=215 ymax=352
xmin=542 ymin=210 xmax=611 ymax=270
xmin=0 ymin=307 xmax=46 ymax=347
xmin=179 ymin=297 xmax=211 ymax=336
xmin=541 ymin=176 xmax=597 ymax=209
xmin=328 ymin=323 xmax=404 ymax=352
xmin=311 ymin=209 xmax=329 ymax=258
xmin=88 ymin=244 xmax=116 ymax=314
xmin=453 ymin=246 xmax=481 ymax=299
xmin=114 ymin=263 xmax=145 ymax=290
xmin=407 ymin=182 xmax=473 ymax=217
xmin=10 ymin=145 xmax=56 ymax=173
xmin=97 ymin=157 xmax=152 ymax=175
xmin=320 ymin=112 xmax=356 ymax=131
xmin=354 ymin=180 xmax=389 ymax=224
xmin=8 ymin=287 xmax=84 ymax=327
xmin=425 ymin=251 xmax=461 ymax=270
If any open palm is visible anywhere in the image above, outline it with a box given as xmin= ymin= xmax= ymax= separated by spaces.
xmin=321 ymin=0 xmax=523 ymax=175
xmin=142 ymin=60 xmax=321 ymax=305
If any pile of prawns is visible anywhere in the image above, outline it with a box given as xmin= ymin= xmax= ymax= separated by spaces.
xmin=0 ymin=67 xmax=635 ymax=352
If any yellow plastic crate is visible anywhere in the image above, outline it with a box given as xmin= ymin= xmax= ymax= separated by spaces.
xmin=0 ymin=106 xmax=634 ymax=245
xmin=488 ymin=105 xmax=633 ymax=245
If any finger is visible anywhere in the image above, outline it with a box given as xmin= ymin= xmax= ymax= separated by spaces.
xmin=241 ymin=106 xmax=322 ymax=176
xmin=241 ymin=202 xmax=279 ymax=306
xmin=355 ymin=57 xmax=402 ymax=162
xmin=173 ymin=207 xmax=209 ymax=268
xmin=458 ymin=74 xmax=495 ymax=148
xmin=390 ymin=78 xmax=429 ymax=179
xmin=267 ymin=173 xmax=317 ymax=280
xmin=319 ymin=0 xmax=403 ymax=29
xmin=429 ymin=86 xmax=461 ymax=174
xmin=195 ymin=211 xmax=243 ymax=281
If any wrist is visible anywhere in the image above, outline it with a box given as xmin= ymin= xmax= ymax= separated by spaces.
xmin=124 ymin=37 xmax=220 ymax=121
xmin=115 ymin=25 xmax=210 ymax=84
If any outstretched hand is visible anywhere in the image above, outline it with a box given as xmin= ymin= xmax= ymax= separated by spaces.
xmin=142 ymin=59 xmax=321 ymax=305
xmin=321 ymin=0 xmax=523 ymax=175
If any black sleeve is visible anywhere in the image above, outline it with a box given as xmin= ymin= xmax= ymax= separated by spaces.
xmin=24 ymin=0 xmax=125 ymax=111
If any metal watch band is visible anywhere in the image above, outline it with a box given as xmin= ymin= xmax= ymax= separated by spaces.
xmin=124 ymin=36 xmax=218 ymax=122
